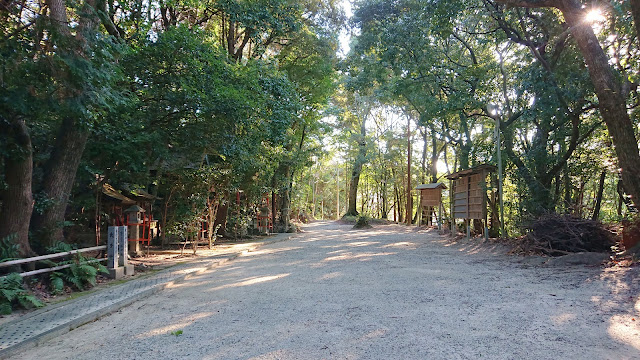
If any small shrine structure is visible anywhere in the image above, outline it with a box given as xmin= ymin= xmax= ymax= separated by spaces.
xmin=416 ymin=183 xmax=447 ymax=230
xmin=445 ymin=164 xmax=496 ymax=239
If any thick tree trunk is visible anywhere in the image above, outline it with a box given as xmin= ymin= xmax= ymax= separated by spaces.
xmin=630 ymin=0 xmax=640 ymax=45
xmin=406 ymin=115 xmax=412 ymax=225
xmin=592 ymin=170 xmax=607 ymax=221
xmin=31 ymin=0 xmax=99 ymax=246
xmin=430 ymin=131 xmax=438 ymax=183
xmin=421 ymin=128 xmax=427 ymax=183
xmin=271 ymin=162 xmax=292 ymax=232
xmin=31 ymin=119 xmax=90 ymax=246
xmin=280 ymin=181 xmax=291 ymax=231
xmin=346 ymin=116 xmax=367 ymax=216
xmin=563 ymin=166 xmax=572 ymax=214
xmin=0 ymin=118 xmax=36 ymax=257
xmin=381 ymin=177 xmax=388 ymax=219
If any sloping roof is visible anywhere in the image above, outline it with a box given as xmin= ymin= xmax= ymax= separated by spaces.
xmin=102 ymin=184 xmax=136 ymax=205
xmin=445 ymin=164 xmax=497 ymax=180
xmin=416 ymin=183 xmax=447 ymax=190
xmin=129 ymin=188 xmax=161 ymax=200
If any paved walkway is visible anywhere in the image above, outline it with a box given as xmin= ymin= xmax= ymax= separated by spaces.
xmin=0 ymin=233 xmax=294 ymax=359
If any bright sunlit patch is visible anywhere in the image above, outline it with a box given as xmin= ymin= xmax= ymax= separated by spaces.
xmin=241 ymin=247 xmax=302 ymax=257
xmin=136 ymin=311 xmax=215 ymax=339
xmin=206 ymin=274 xmax=290 ymax=292
xmin=585 ymin=8 xmax=605 ymax=23
xmin=608 ymin=315 xmax=640 ymax=350
xmin=347 ymin=241 xmax=379 ymax=247
xmin=324 ymin=252 xmax=396 ymax=261
xmin=382 ymin=242 xmax=416 ymax=248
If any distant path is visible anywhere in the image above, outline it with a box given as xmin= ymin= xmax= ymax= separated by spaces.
xmin=15 ymin=221 xmax=640 ymax=359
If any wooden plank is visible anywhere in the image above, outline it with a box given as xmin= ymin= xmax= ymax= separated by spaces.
xmin=0 ymin=246 xmax=107 ymax=268
xmin=1 ymin=259 xmax=107 ymax=279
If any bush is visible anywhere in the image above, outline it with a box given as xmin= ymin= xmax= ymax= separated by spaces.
xmin=0 ymin=273 xmax=43 ymax=315
xmin=353 ymin=215 xmax=372 ymax=229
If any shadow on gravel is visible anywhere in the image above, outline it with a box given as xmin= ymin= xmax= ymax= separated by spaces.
xmin=25 ymin=220 xmax=636 ymax=360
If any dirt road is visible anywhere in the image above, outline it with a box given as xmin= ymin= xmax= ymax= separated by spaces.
xmin=15 ymin=222 xmax=640 ymax=359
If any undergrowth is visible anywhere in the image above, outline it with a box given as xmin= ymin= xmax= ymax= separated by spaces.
xmin=45 ymin=242 xmax=108 ymax=294
xmin=0 ymin=233 xmax=19 ymax=263
xmin=0 ymin=273 xmax=43 ymax=315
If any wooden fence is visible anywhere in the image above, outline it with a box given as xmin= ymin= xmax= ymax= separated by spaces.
xmin=0 ymin=246 xmax=106 ymax=278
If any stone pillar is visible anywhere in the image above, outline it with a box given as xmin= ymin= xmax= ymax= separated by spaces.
xmin=118 ymin=226 xmax=134 ymax=276
xmin=107 ymin=226 xmax=124 ymax=279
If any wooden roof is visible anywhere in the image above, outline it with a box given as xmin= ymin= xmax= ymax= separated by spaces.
xmin=416 ymin=183 xmax=447 ymax=190
xmin=445 ymin=164 xmax=497 ymax=180
xmin=102 ymin=184 xmax=136 ymax=205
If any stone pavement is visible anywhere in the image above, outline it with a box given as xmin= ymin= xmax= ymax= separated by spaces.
xmin=0 ymin=233 xmax=294 ymax=359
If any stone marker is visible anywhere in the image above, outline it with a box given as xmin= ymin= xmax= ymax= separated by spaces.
xmin=117 ymin=226 xmax=134 ymax=276
xmin=107 ymin=226 xmax=124 ymax=279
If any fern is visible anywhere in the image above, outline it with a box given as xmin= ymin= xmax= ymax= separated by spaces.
xmin=0 ymin=273 xmax=43 ymax=314
xmin=0 ymin=233 xmax=19 ymax=263
xmin=46 ymin=242 xmax=108 ymax=292
xmin=49 ymin=273 xmax=64 ymax=294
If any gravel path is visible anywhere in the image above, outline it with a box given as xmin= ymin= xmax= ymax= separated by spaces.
xmin=15 ymin=221 xmax=640 ymax=359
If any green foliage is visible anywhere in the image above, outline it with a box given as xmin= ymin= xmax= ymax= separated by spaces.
xmin=46 ymin=242 xmax=108 ymax=293
xmin=0 ymin=234 xmax=19 ymax=262
xmin=170 ymin=330 xmax=183 ymax=336
xmin=0 ymin=273 xmax=43 ymax=315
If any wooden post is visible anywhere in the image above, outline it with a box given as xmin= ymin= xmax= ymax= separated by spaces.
xmin=466 ymin=219 xmax=470 ymax=240
xmin=483 ymin=170 xmax=489 ymax=240
xmin=450 ymin=179 xmax=455 ymax=237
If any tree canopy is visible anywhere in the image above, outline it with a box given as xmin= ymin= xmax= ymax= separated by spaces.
xmin=1 ymin=0 xmax=639 ymax=259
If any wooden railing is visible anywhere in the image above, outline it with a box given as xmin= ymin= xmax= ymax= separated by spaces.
xmin=0 ymin=245 xmax=106 ymax=278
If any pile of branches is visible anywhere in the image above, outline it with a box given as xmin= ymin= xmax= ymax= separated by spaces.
xmin=522 ymin=214 xmax=615 ymax=256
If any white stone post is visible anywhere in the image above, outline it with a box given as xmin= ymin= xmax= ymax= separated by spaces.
xmin=117 ymin=226 xmax=134 ymax=275
xmin=107 ymin=226 xmax=124 ymax=279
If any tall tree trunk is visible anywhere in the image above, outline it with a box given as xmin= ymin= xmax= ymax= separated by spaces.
xmin=630 ymin=0 xmax=640 ymax=45
xmin=406 ymin=115 xmax=412 ymax=225
xmin=31 ymin=120 xmax=90 ymax=246
xmin=592 ymin=170 xmax=607 ymax=221
xmin=0 ymin=118 xmax=35 ymax=257
xmin=31 ymin=0 xmax=98 ymax=246
xmin=381 ymin=177 xmax=388 ymax=219
xmin=346 ymin=115 xmax=367 ymax=216
xmin=421 ymin=127 xmax=427 ymax=183
xmin=271 ymin=161 xmax=292 ymax=232
xmin=563 ymin=166 xmax=572 ymax=214
xmin=430 ymin=131 xmax=438 ymax=183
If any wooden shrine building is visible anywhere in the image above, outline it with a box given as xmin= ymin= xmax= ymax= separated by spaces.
xmin=445 ymin=164 xmax=496 ymax=239
xmin=416 ymin=183 xmax=447 ymax=230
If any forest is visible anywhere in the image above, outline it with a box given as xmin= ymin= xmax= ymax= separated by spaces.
xmin=1 ymin=0 xmax=640 ymax=288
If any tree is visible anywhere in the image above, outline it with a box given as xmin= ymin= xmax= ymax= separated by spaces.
xmin=494 ymin=0 xmax=640 ymax=210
